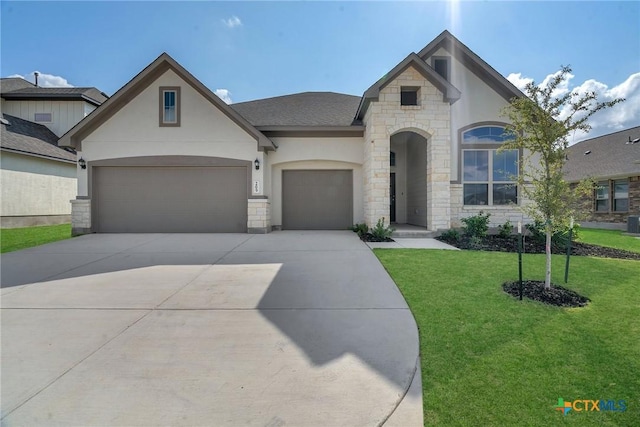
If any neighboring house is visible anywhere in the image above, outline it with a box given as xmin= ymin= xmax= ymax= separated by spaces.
xmin=0 ymin=114 xmax=76 ymax=227
xmin=564 ymin=126 xmax=640 ymax=230
xmin=60 ymin=30 xmax=531 ymax=235
xmin=0 ymin=78 xmax=108 ymax=227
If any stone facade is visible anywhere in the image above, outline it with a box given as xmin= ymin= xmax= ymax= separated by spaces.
xmin=247 ymin=198 xmax=271 ymax=233
xmin=450 ymin=184 xmax=535 ymax=227
xmin=70 ymin=198 xmax=91 ymax=236
xmin=362 ymin=65 xmax=452 ymax=230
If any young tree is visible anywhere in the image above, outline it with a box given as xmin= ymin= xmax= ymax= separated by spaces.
xmin=502 ymin=66 xmax=624 ymax=289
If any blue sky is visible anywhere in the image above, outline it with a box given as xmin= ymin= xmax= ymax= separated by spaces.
xmin=2 ymin=1 xmax=639 ymax=139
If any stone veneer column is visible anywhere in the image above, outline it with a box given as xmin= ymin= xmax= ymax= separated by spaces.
xmin=247 ymin=198 xmax=271 ymax=233
xmin=70 ymin=198 xmax=91 ymax=236
xmin=362 ymin=65 xmax=452 ymax=230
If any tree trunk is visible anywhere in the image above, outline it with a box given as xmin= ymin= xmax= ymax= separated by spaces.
xmin=545 ymin=227 xmax=552 ymax=289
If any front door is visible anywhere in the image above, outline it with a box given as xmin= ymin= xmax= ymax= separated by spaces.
xmin=390 ymin=172 xmax=396 ymax=223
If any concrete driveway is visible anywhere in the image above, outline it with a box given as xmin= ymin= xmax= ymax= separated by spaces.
xmin=1 ymin=231 xmax=422 ymax=426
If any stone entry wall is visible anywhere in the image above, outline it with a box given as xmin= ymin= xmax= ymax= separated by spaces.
xmin=362 ymin=65 xmax=452 ymax=230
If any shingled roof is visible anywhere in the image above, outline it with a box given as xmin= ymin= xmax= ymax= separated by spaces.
xmin=563 ymin=126 xmax=640 ymax=182
xmin=230 ymin=92 xmax=362 ymax=128
xmin=1 ymin=80 xmax=108 ymax=106
xmin=1 ymin=114 xmax=75 ymax=162
xmin=0 ymin=77 xmax=36 ymax=92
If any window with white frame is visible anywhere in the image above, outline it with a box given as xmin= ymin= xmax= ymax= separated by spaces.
xmin=159 ymin=87 xmax=180 ymax=126
xmin=461 ymin=126 xmax=518 ymax=206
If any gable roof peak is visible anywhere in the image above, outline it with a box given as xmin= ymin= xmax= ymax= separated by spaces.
xmin=59 ymin=52 xmax=275 ymax=151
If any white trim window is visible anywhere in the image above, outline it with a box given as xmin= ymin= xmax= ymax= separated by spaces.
xmin=462 ymin=126 xmax=518 ymax=206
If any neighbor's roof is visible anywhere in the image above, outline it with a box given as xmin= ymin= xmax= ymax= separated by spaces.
xmin=0 ymin=114 xmax=75 ymax=163
xmin=2 ymin=86 xmax=108 ymax=106
xmin=0 ymin=77 xmax=36 ymax=93
xmin=563 ymin=126 xmax=640 ymax=182
xmin=231 ymin=92 xmax=362 ymax=128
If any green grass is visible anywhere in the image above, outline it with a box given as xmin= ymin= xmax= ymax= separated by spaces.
xmin=375 ymin=249 xmax=639 ymax=426
xmin=577 ymin=228 xmax=640 ymax=253
xmin=1 ymin=223 xmax=72 ymax=253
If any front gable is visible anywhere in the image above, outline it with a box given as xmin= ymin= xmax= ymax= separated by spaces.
xmin=59 ymin=53 xmax=275 ymax=152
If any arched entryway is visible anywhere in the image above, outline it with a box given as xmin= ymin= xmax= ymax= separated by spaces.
xmin=390 ymin=130 xmax=429 ymax=227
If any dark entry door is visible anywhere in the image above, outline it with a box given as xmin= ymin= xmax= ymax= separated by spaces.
xmin=390 ymin=172 xmax=396 ymax=223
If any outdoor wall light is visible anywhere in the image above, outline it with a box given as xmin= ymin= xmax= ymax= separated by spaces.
xmin=78 ymin=158 xmax=87 ymax=169
xmin=254 ymin=158 xmax=260 ymax=170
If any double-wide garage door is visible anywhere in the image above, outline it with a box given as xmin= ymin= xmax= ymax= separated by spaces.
xmin=93 ymin=166 xmax=247 ymax=233
xmin=282 ymin=170 xmax=352 ymax=230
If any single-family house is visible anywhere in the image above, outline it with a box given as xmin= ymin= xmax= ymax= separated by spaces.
xmin=564 ymin=126 xmax=640 ymax=230
xmin=0 ymin=78 xmax=108 ymax=227
xmin=59 ymin=30 xmax=531 ymax=235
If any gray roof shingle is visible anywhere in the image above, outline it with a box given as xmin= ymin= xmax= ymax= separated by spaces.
xmin=1 ymin=86 xmax=108 ymax=105
xmin=230 ymin=92 xmax=361 ymax=127
xmin=0 ymin=77 xmax=36 ymax=93
xmin=563 ymin=126 xmax=640 ymax=182
xmin=1 ymin=114 xmax=76 ymax=162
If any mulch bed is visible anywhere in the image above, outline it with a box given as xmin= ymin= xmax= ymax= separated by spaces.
xmin=436 ymin=233 xmax=639 ymax=308
xmin=503 ymin=280 xmax=590 ymax=307
xmin=358 ymin=233 xmax=394 ymax=242
xmin=437 ymin=234 xmax=640 ymax=261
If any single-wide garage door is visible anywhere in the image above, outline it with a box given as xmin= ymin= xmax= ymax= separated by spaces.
xmin=282 ymin=170 xmax=352 ymax=230
xmin=93 ymin=166 xmax=247 ymax=233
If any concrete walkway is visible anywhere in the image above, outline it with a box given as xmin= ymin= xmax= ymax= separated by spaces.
xmin=1 ymin=231 xmax=422 ymax=426
xmin=366 ymin=238 xmax=460 ymax=250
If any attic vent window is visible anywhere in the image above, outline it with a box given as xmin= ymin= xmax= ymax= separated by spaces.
xmin=34 ymin=113 xmax=52 ymax=122
xmin=400 ymin=87 xmax=419 ymax=106
xmin=159 ymin=86 xmax=181 ymax=127
xmin=433 ymin=57 xmax=450 ymax=81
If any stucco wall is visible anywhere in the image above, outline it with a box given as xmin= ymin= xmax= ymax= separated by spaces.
xmin=79 ymin=69 xmax=262 ymax=197
xmin=428 ymin=48 xmax=514 ymax=183
xmin=1 ymin=151 xmax=76 ymax=218
xmin=267 ymin=136 xmax=364 ymax=227
xmin=1 ymin=100 xmax=89 ymax=137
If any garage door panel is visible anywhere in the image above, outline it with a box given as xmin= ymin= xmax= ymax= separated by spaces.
xmin=93 ymin=166 xmax=247 ymax=233
xmin=283 ymin=170 xmax=352 ymax=230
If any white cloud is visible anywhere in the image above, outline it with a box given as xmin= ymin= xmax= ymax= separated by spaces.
xmin=508 ymin=70 xmax=640 ymax=144
xmin=8 ymin=71 xmax=73 ymax=87
xmin=222 ymin=16 xmax=242 ymax=28
xmin=507 ymin=72 xmax=533 ymax=92
xmin=214 ymin=89 xmax=232 ymax=104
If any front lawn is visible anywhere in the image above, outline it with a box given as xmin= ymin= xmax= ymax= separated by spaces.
xmin=577 ymin=228 xmax=640 ymax=253
xmin=376 ymin=249 xmax=638 ymax=426
xmin=1 ymin=223 xmax=72 ymax=253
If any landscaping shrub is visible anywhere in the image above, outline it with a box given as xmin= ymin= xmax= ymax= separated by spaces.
xmin=439 ymin=228 xmax=461 ymax=242
xmin=461 ymin=211 xmax=491 ymax=239
xmin=351 ymin=223 xmax=369 ymax=237
xmin=370 ymin=218 xmax=394 ymax=240
xmin=497 ymin=220 xmax=514 ymax=238
xmin=525 ymin=220 xmax=580 ymax=250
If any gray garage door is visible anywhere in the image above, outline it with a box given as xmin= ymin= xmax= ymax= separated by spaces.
xmin=282 ymin=170 xmax=352 ymax=230
xmin=93 ymin=166 xmax=247 ymax=232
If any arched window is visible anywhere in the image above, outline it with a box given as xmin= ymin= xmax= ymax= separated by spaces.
xmin=461 ymin=125 xmax=518 ymax=206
